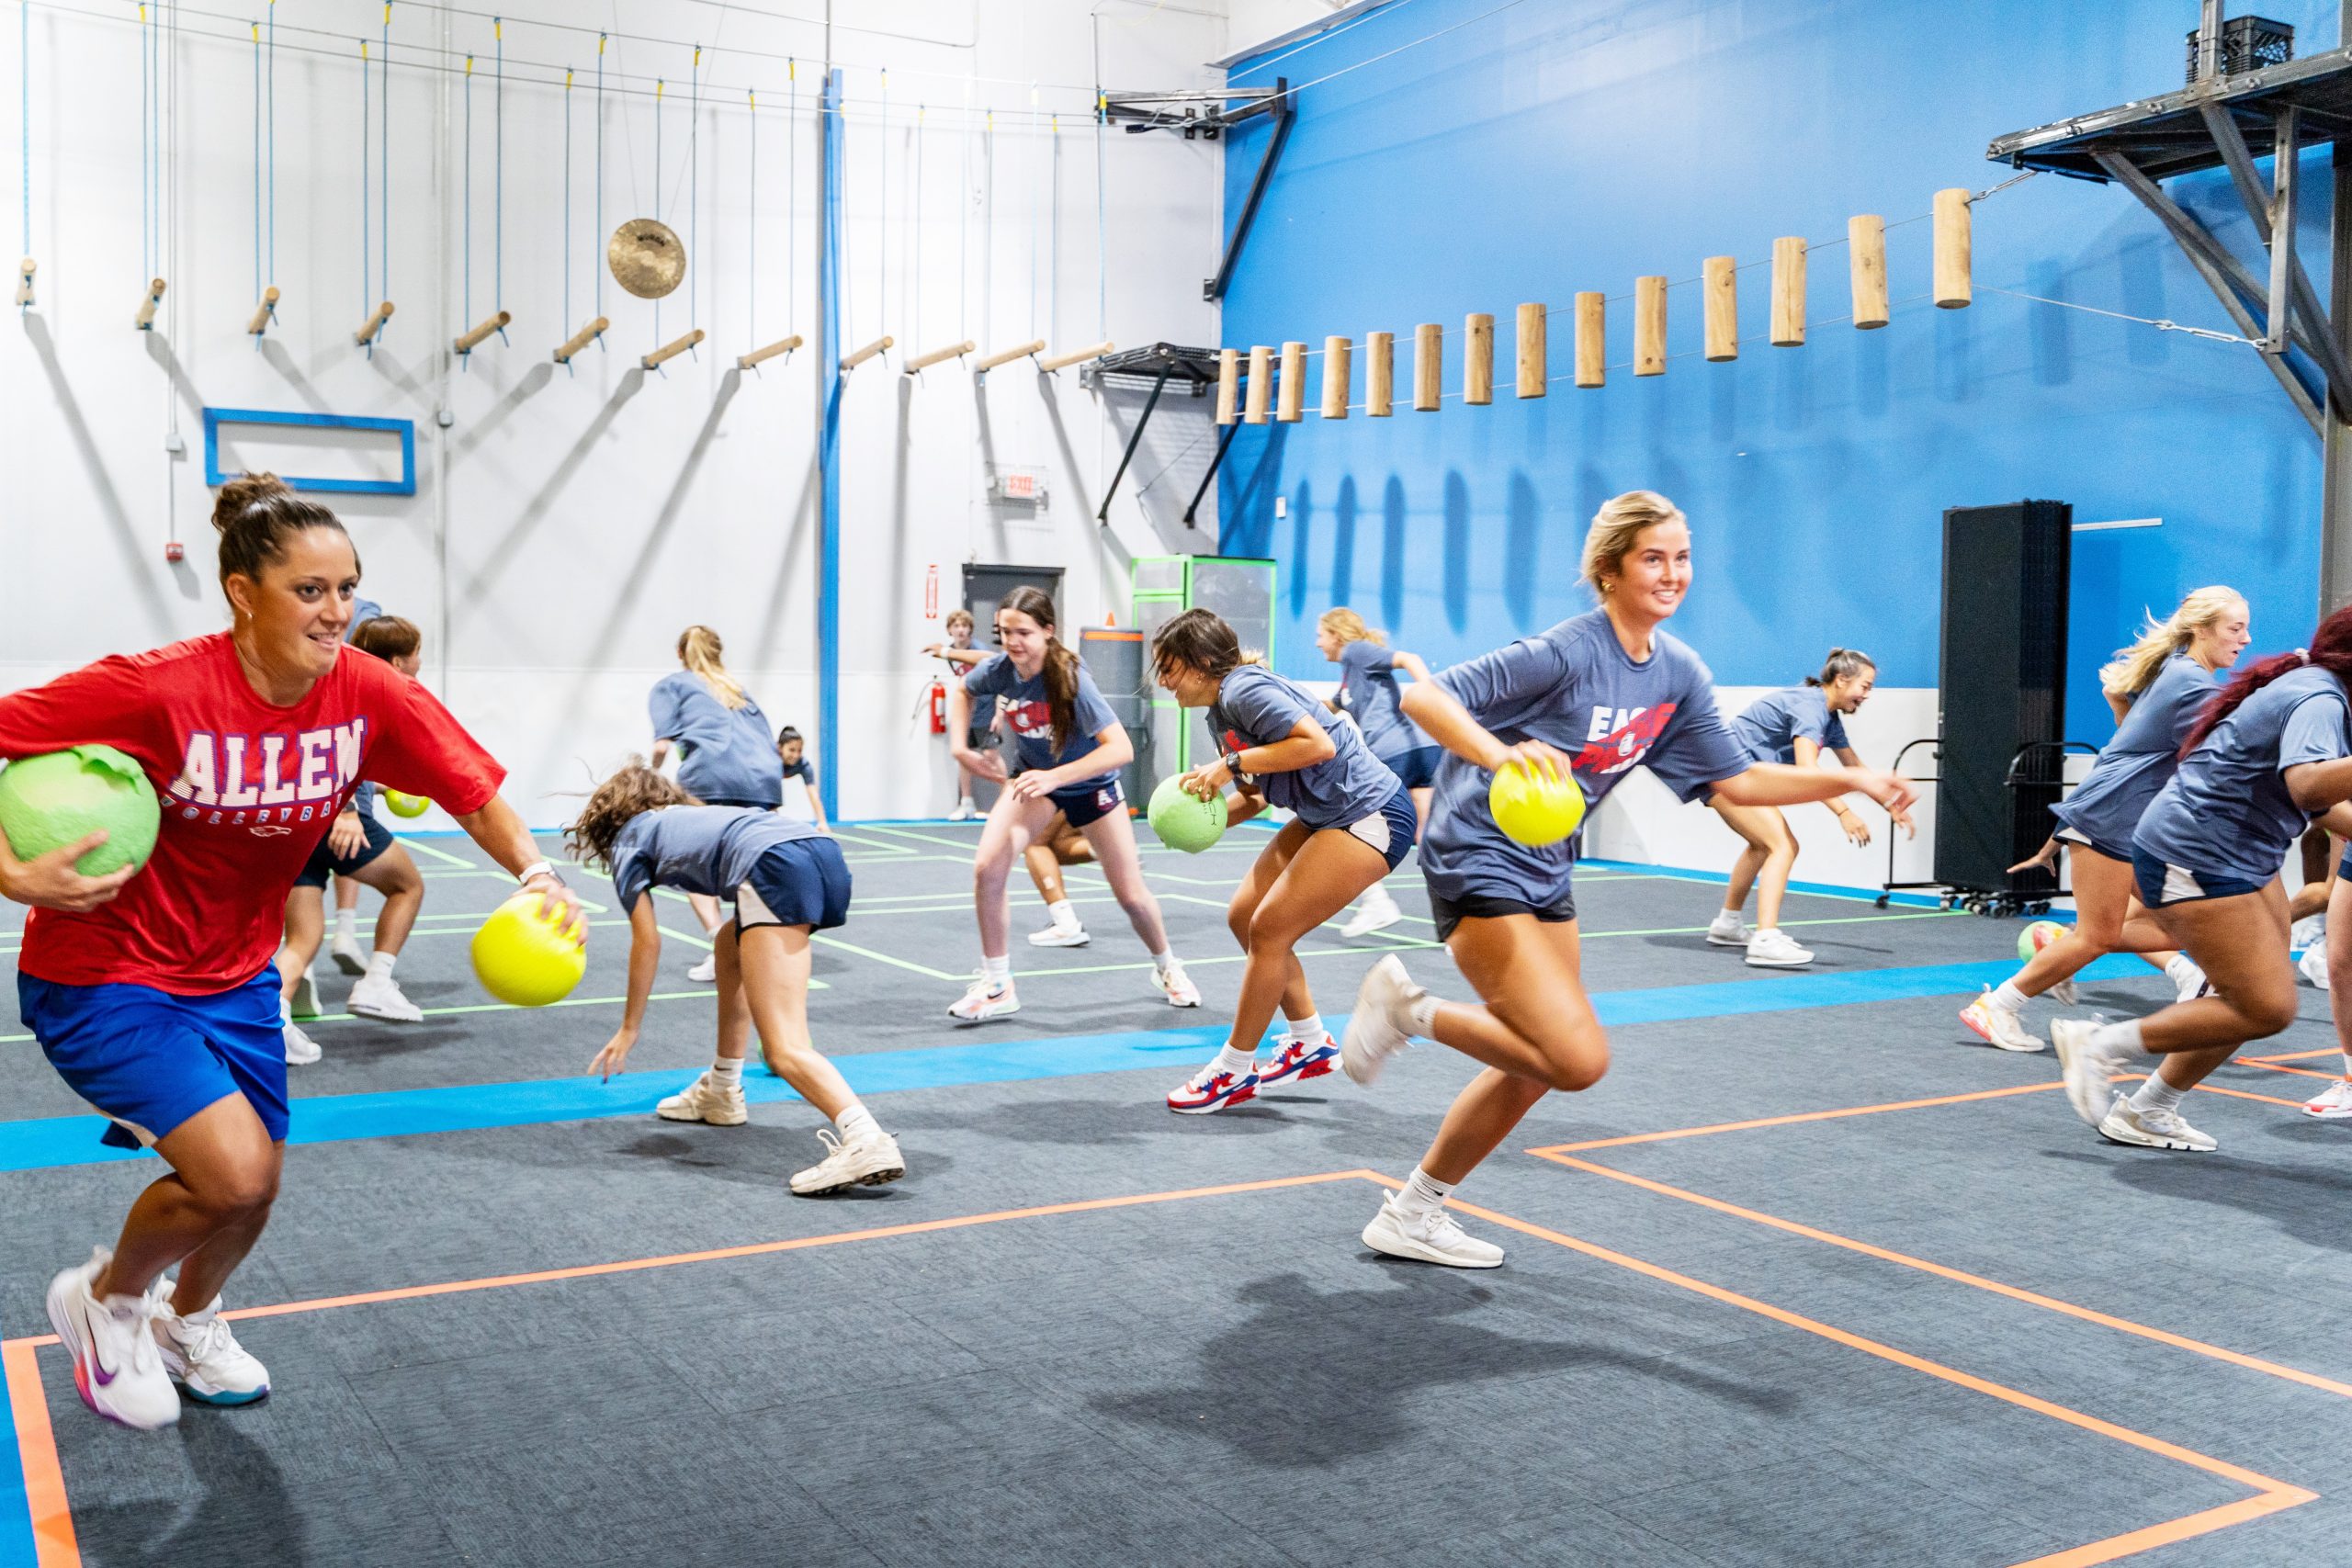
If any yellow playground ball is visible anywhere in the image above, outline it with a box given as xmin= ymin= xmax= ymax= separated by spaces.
xmin=1488 ymin=758 xmax=1585 ymax=848
xmin=470 ymin=892 xmax=587 ymax=1007
xmin=382 ymin=789 xmax=432 ymax=818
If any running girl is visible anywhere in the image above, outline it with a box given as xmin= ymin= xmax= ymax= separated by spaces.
xmin=1337 ymin=491 xmax=1917 ymax=1267
xmin=2054 ymin=609 xmax=2352 ymax=1153
xmin=1706 ymin=649 xmax=1897 ymax=967
xmin=1318 ymin=608 xmax=1439 ymax=937
xmin=1154 ymin=610 xmax=1416 ymax=1113
xmin=571 ymin=763 xmax=900 ymax=1195
xmin=650 ymin=626 xmax=785 ymax=983
xmin=944 ymin=588 xmax=1197 ymax=1021
xmin=0 ymin=474 xmax=579 ymax=1429
xmin=1962 ymin=589 xmax=2245 ymax=1054
xmin=927 ymin=608 xmax=987 ymax=819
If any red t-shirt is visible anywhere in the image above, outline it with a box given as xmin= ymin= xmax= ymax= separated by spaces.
xmin=0 ymin=633 xmax=505 ymax=994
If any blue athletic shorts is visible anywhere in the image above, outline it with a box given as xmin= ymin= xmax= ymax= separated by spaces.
xmin=1329 ymin=783 xmax=1419 ymax=874
xmin=1050 ymin=775 xmax=1126 ymax=829
xmin=737 ymin=837 xmax=854 ymax=933
xmin=17 ymin=965 xmax=289 ymax=1149
xmin=2054 ymin=824 xmax=2134 ymax=866
xmin=2132 ymin=847 xmax=2266 ymax=909
xmin=1382 ymin=745 xmax=1442 ymax=792
xmin=294 ymin=811 xmax=394 ymax=887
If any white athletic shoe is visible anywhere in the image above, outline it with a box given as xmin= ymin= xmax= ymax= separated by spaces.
xmin=282 ymin=1012 xmax=322 ymax=1066
xmin=2052 ymin=1018 xmax=2127 ymax=1127
xmin=1705 ymin=911 xmax=1754 ymax=948
xmin=150 ymin=1292 xmax=270 ymax=1406
xmin=949 ymin=976 xmax=1021 ymax=1022
xmin=1166 ymin=1061 xmax=1260 ymax=1115
xmin=2301 ymin=944 xmax=2333 ymax=992
xmin=948 ymin=800 xmax=977 ymax=822
xmin=1362 ymin=1197 xmax=1503 ymax=1269
xmin=2293 ymin=915 xmax=2327 ymax=951
xmin=657 ymin=1071 xmax=749 ymax=1126
xmin=45 ymin=1248 xmax=178 ymax=1429
xmin=2170 ymin=958 xmax=2212 ymax=1004
xmin=686 ymin=953 xmax=718 ymax=984
xmin=2303 ymin=1078 xmax=2352 ymax=1120
xmin=329 ymin=933 xmax=368 ymax=976
xmin=1026 ymin=919 xmax=1091 ymax=948
xmin=790 ymin=1128 xmax=906 ymax=1195
xmin=1340 ymin=889 xmax=1404 ymax=939
xmin=1745 ymin=928 xmax=1815 ymax=968
xmin=1959 ymin=989 xmax=2044 ymax=1053
xmin=1341 ymin=955 xmax=1422 ymax=1086
xmin=1152 ymin=962 xmax=1202 ymax=1009
xmin=2023 ymin=923 xmax=2077 ymax=1005
xmin=346 ymin=974 xmax=424 ymax=1023
xmin=2098 ymin=1094 xmax=2217 ymax=1153
xmin=287 ymin=970 xmax=322 ymax=1021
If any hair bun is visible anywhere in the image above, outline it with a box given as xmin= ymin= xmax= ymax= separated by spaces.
xmin=211 ymin=473 xmax=290 ymax=534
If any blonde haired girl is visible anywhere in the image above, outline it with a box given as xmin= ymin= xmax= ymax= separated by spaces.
xmin=650 ymin=626 xmax=786 ymax=979
xmin=1317 ymin=607 xmax=1440 ymax=936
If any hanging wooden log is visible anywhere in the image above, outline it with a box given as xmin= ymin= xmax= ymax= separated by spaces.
xmin=1366 ymin=332 xmax=1395 ymax=416
xmin=900 ymin=338 xmax=970 ymax=373
xmin=1849 ymin=215 xmax=1889 ymax=329
xmin=643 ymin=327 xmax=707 ymax=369
xmin=1574 ymin=293 xmax=1604 ymax=388
xmin=1702 ymin=257 xmax=1737 ymax=362
xmin=1464 ymin=314 xmax=1494 ymax=405
xmin=1276 ymin=342 xmax=1306 ymax=422
xmin=741 ymin=333 xmax=807 ymax=370
xmin=246 ymin=286 xmax=280 ymax=336
xmin=1934 ymin=187 xmax=1973 ymax=308
xmin=975 ymin=338 xmax=1045 ymax=372
xmin=1321 ymin=336 xmax=1351 ymax=419
xmin=839 ymin=334 xmax=894 ymax=370
xmin=1242 ymin=345 xmax=1273 ymax=423
xmin=1515 ymin=303 xmax=1546 ymax=398
xmin=1414 ymin=323 xmax=1442 ymax=412
xmin=1634 ymin=278 xmax=1666 ymax=376
xmin=455 ymin=310 xmax=511 ymax=353
xmin=1039 ymin=340 xmax=1114 ymax=372
xmin=553 ymin=316 xmax=608 ymax=364
xmin=14 ymin=257 xmax=33 ymax=308
xmin=137 ymin=277 xmax=168 ymax=331
xmin=353 ymin=299 xmax=393 ymax=345
xmin=1771 ymin=238 xmax=1806 ymax=346
xmin=1215 ymin=348 xmax=1239 ymax=425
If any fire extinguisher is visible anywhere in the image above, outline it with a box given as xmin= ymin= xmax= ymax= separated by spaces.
xmin=927 ymin=677 xmax=948 ymax=735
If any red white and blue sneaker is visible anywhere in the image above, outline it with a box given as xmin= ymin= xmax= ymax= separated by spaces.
xmin=1259 ymin=1032 xmax=1340 ymax=1087
xmin=1167 ymin=1062 xmax=1259 ymax=1115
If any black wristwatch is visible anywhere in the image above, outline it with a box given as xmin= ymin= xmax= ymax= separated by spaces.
xmin=1224 ymin=750 xmax=1246 ymax=780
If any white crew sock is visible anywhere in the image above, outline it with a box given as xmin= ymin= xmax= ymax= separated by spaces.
xmin=366 ymin=950 xmax=398 ymax=981
xmin=1713 ymin=907 xmax=1742 ymax=927
xmin=2087 ymin=1019 xmax=2146 ymax=1056
xmin=1151 ymin=949 xmax=1179 ymax=975
xmin=334 ymin=908 xmax=357 ymax=942
xmin=1992 ymin=980 xmax=2030 ymax=1014
xmin=1285 ymin=1012 xmax=1324 ymax=1043
xmin=1214 ymin=1045 xmax=1258 ymax=1077
xmin=2130 ymin=1075 xmax=2186 ymax=1116
xmin=980 ymin=954 xmax=1012 ymax=987
xmin=1393 ymin=1166 xmax=1453 ymax=1219
xmin=1363 ymin=883 xmax=1398 ymax=910
xmin=835 ymin=1102 xmax=881 ymax=1142
xmin=2165 ymin=953 xmax=2198 ymax=983
xmin=2339 ymin=1052 xmax=2352 ymax=1080
xmin=1404 ymin=993 xmax=1441 ymax=1038
xmin=1046 ymin=899 xmax=1080 ymax=931
xmin=708 ymin=1057 xmax=743 ymax=1089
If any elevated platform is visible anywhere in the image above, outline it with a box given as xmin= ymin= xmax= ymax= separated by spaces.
xmin=1082 ymin=342 xmax=1224 ymax=391
xmin=1990 ymin=43 xmax=2352 ymax=181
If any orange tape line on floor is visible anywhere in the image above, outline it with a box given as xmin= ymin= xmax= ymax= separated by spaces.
xmin=3 ymin=1341 xmax=76 ymax=1568
xmin=1532 ymin=1081 xmax=2064 ymax=1154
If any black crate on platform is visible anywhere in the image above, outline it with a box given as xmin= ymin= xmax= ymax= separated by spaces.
xmin=2186 ymin=16 xmax=2293 ymax=82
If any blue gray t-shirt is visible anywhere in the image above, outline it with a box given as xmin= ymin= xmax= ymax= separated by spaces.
xmin=2051 ymin=654 xmax=2219 ymax=855
xmin=1420 ymin=611 xmax=1749 ymax=906
xmin=650 ymin=671 xmax=785 ymax=808
xmin=1730 ymin=686 xmax=1850 ymax=766
xmin=1208 ymin=665 xmax=1401 ymax=830
xmin=963 ymin=653 xmax=1121 ymax=781
xmin=1335 ymin=640 xmax=1426 ymax=760
xmin=608 ymin=805 xmax=828 ymax=912
xmin=2134 ymin=664 xmax=2350 ymax=886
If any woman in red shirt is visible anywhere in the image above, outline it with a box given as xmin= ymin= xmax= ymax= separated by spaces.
xmin=0 ymin=476 xmax=582 ymax=1430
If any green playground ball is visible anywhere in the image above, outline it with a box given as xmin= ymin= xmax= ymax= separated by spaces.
xmin=1148 ymin=773 xmax=1227 ymax=853
xmin=470 ymin=892 xmax=587 ymax=1008
xmin=1488 ymin=758 xmax=1585 ymax=848
xmin=382 ymin=790 xmax=432 ymax=818
xmin=0 ymin=745 xmax=161 ymax=877
xmin=2018 ymin=919 xmax=2066 ymax=963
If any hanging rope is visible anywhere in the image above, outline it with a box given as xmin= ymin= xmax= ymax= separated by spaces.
xmin=493 ymin=17 xmax=503 ymax=313
xmin=266 ymin=0 xmax=274 ymax=287
xmin=1093 ymin=88 xmax=1105 ymax=341
xmin=786 ymin=57 xmax=795 ymax=333
xmin=563 ymin=64 xmax=572 ymax=333
xmin=18 ymin=0 xmax=29 ymax=310
xmin=1027 ymin=86 xmax=1038 ymax=342
xmin=140 ymin=5 xmax=150 ymax=286
xmin=251 ymin=21 xmax=259 ymax=307
xmin=911 ymin=104 xmax=922 ymax=351
xmin=461 ymin=51 xmax=472 ymax=328
xmin=877 ymin=66 xmax=888 ymax=344
xmin=689 ymin=43 xmax=698 ymax=333
xmin=360 ymin=36 xmax=370 ymax=320
xmin=594 ymin=32 xmax=604 ymax=325
xmin=380 ymin=3 xmax=390 ymax=331
xmin=1047 ymin=111 xmax=1057 ymax=345
xmin=745 ymin=84 xmax=754 ymax=342
xmin=653 ymin=73 xmax=662 ymax=342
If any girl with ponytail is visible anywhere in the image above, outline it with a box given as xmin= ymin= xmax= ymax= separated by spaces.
xmin=944 ymin=588 xmax=1197 ymax=1021
xmin=2052 ymin=604 xmax=2352 ymax=1152
xmin=650 ymin=626 xmax=787 ymax=982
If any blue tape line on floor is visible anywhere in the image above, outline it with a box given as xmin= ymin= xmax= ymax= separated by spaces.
xmin=0 ymin=1360 xmax=28 ymax=1568
xmin=0 ymin=954 xmax=2159 ymax=1174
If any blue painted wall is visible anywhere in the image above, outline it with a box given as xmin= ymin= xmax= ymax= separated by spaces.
xmin=1218 ymin=0 xmax=2334 ymax=746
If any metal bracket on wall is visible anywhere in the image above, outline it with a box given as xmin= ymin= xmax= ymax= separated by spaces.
xmin=1102 ymin=80 xmax=1294 ymax=302
xmin=1085 ymin=344 xmax=1225 ymax=525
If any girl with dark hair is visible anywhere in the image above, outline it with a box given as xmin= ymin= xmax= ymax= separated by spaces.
xmin=945 ymin=587 xmax=1196 ymax=1021
xmin=2054 ymin=605 xmax=2352 ymax=1152
xmin=650 ymin=626 xmax=786 ymax=984
xmin=1154 ymin=609 xmax=1416 ymax=1113
xmin=0 ymin=474 xmax=580 ymax=1429
xmin=571 ymin=762 xmax=898 ymax=1195
xmin=1703 ymin=649 xmax=1897 ymax=967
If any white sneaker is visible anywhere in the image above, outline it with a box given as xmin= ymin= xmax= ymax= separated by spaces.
xmin=1340 ymin=890 xmax=1404 ymax=939
xmin=329 ymin=933 xmax=368 ymax=976
xmin=790 ymin=1127 xmax=906 ymax=1195
xmin=2301 ymin=944 xmax=2332 ymax=991
xmin=2303 ymin=1078 xmax=2352 ymax=1120
xmin=2293 ymin=915 xmax=2327 ymax=950
xmin=288 ymin=970 xmax=322 ymax=1021
xmin=150 ymin=1292 xmax=270 ymax=1405
xmin=1745 ymin=928 xmax=1815 ymax=967
xmin=948 ymin=800 xmax=977 ymax=822
xmin=686 ymin=953 xmax=718 ymax=984
xmin=346 ymin=973 xmax=424 ymax=1023
xmin=1362 ymin=1198 xmax=1503 ymax=1269
xmin=282 ymin=1013 xmax=322 ymax=1066
xmin=2098 ymin=1094 xmax=2217 ymax=1153
xmin=1341 ymin=954 xmax=1422 ymax=1086
xmin=658 ymin=1071 xmax=749 ymax=1126
xmin=1166 ymin=1060 xmax=1260 ymax=1114
xmin=2023 ymin=923 xmax=2076 ymax=1005
xmin=949 ymin=976 xmax=1020 ymax=1022
xmin=45 ymin=1248 xmax=178 ymax=1429
xmin=1152 ymin=961 xmax=1202 ymax=1009
xmin=2170 ymin=958 xmax=2212 ymax=1004
xmin=1959 ymin=989 xmax=2044 ymax=1052
xmin=2052 ymin=1018 xmax=2127 ymax=1127
xmin=1027 ymin=919 xmax=1091 ymax=948
xmin=1705 ymin=912 xmax=1754 ymax=948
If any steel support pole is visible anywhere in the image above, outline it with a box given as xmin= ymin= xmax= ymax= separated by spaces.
xmin=2325 ymin=5 xmax=2352 ymax=615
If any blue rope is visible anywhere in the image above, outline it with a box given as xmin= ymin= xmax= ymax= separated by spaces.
xmin=266 ymin=2 xmax=274 ymax=285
